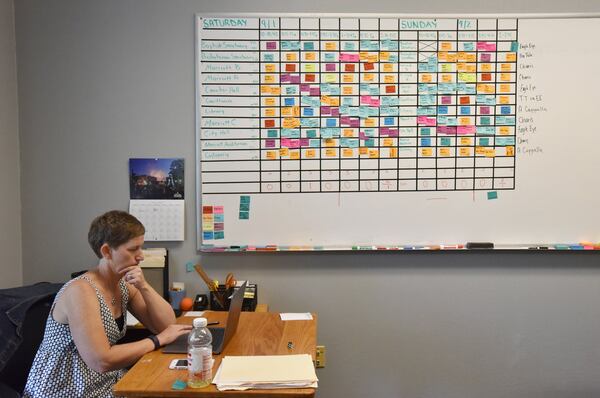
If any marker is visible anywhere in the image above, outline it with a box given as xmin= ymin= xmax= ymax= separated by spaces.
xmin=441 ymin=244 xmax=464 ymax=249
xmin=528 ymin=246 xmax=548 ymax=250
xmin=466 ymin=242 xmax=494 ymax=249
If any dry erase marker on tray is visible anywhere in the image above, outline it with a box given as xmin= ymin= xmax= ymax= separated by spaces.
xmin=466 ymin=242 xmax=494 ymax=249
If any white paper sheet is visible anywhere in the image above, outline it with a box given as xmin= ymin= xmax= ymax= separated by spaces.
xmin=129 ymin=199 xmax=184 ymax=241
xmin=280 ymin=312 xmax=313 ymax=321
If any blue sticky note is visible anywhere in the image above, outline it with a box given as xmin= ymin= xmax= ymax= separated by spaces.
xmin=460 ymin=106 xmax=470 ymax=115
xmin=203 ymin=232 xmax=214 ymax=240
xmin=384 ymin=117 xmax=394 ymax=125
xmin=421 ymin=138 xmax=431 ymax=146
xmin=438 ymin=106 xmax=448 ymax=114
xmin=303 ymin=108 xmax=314 ymax=116
xmin=214 ymin=231 xmax=225 ymax=240
xmin=420 ymin=128 xmax=431 ymax=136
xmin=511 ymin=41 xmax=519 ymax=52
xmin=487 ymin=191 xmax=498 ymax=200
xmin=304 ymin=42 xmax=315 ymax=50
xmin=185 ymin=261 xmax=195 ymax=272
xmin=501 ymin=106 xmax=511 ymax=115
xmin=284 ymin=98 xmax=295 ymax=106
xmin=343 ymin=42 xmax=356 ymax=51
xmin=172 ymin=379 xmax=187 ymax=390
xmin=365 ymin=138 xmax=375 ymax=147
xmin=285 ymin=86 xmax=297 ymax=95
xmin=239 ymin=212 xmax=249 ymax=220
xmin=326 ymin=118 xmax=337 ymax=127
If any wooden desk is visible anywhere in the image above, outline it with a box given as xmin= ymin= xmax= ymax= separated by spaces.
xmin=113 ymin=311 xmax=317 ymax=397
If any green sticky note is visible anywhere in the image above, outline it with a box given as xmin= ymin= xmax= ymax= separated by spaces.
xmin=239 ymin=211 xmax=249 ymax=220
xmin=239 ymin=203 xmax=250 ymax=211
xmin=185 ymin=261 xmax=195 ymax=272
xmin=240 ymin=195 xmax=251 ymax=204
xmin=487 ymin=191 xmax=498 ymax=200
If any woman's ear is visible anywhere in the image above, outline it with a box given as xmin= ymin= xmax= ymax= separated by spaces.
xmin=100 ymin=243 xmax=112 ymax=260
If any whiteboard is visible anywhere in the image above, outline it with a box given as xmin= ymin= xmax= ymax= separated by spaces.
xmin=195 ymin=14 xmax=600 ymax=249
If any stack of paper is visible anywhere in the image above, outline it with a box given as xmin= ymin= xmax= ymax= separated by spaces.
xmin=212 ymin=354 xmax=318 ymax=391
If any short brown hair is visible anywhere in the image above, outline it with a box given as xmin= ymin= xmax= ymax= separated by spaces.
xmin=88 ymin=210 xmax=145 ymax=258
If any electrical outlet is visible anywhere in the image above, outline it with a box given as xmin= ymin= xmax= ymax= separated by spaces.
xmin=315 ymin=345 xmax=326 ymax=368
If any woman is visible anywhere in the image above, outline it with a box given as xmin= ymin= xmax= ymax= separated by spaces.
xmin=24 ymin=210 xmax=192 ymax=397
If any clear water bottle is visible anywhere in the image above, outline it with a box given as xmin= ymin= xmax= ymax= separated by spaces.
xmin=187 ymin=317 xmax=213 ymax=388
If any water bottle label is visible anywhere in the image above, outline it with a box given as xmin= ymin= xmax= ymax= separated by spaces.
xmin=188 ymin=347 xmax=212 ymax=380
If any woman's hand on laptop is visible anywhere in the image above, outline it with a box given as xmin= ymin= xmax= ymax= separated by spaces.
xmin=156 ymin=324 xmax=193 ymax=346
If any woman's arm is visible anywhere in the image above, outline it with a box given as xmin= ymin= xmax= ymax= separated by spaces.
xmin=64 ymin=280 xmax=190 ymax=373
xmin=121 ymin=265 xmax=176 ymax=334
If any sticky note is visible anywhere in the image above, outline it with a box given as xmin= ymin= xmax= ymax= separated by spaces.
xmin=185 ymin=262 xmax=195 ymax=273
xmin=172 ymin=379 xmax=187 ymax=390
xmin=239 ymin=211 xmax=249 ymax=220
xmin=214 ymin=231 xmax=225 ymax=240
xmin=487 ymin=191 xmax=498 ymax=200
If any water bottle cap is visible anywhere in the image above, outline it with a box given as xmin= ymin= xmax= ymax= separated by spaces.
xmin=193 ymin=317 xmax=207 ymax=327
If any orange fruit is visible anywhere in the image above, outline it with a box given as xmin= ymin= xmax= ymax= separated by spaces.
xmin=180 ymin=297 xmax=193 ymax=311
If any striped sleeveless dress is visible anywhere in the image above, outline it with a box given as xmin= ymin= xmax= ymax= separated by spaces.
xmin=24 ymin=275 xmax=129 ymax=398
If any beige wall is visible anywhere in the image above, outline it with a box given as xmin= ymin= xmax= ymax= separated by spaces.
xmin=0 ymin=0 xmax=22 ymax=288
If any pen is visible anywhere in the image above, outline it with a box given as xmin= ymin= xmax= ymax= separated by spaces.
xmin=207 ymin=321 xmax=219 ymax=326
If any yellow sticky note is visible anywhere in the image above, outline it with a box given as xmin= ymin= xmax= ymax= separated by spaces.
xmin=325 ymin=148 xmax=337 ymax=157
xmin=484 ymin=148 xmax=496 ymax=158
xmin=320 ymin=95 xmax=331 ymax=105
xmin=383 ymin=138 xmax=394 ymax=146
xmin=421 ymin=148 xmax=433 ymax=157
xmin=266 ymin=150 xmax=277 ymax=160
xmin=506 ymin=53 xmax=517 ymax=62
xmin=389 ymin=147 xmax=398 ymax=158
xmin=264 ymin=75 xmax=276 ymax=83
xmin=305 ymin=149 xmax=316 ymax=158
xmin=379 ymin=51 xmax=390 ymax=60
xmin=440 ymin=42 xmax=452 ymax=51
xmin=480 ymin=63 xmax=492 ymax=72
xmin=460 ymin=137 xmax=472 ymax=145
xmin=279 ymin=148 xmax=290 ymax=157
xmin=459 ymin=117 xmax=471 ymax=125
xmin=364 ymin=118 xmax=376 ymax=127
xmin=343 ymin=74 xmax=354 ymax=83
xmin=383 ymin=63 xmax=394 ymax=72
xmin=305 ymin=64 xmax=316 ymax=72
xmin=343 ymin=148 xmax=354 ymax=157
xmin=363 ymin=73 xmax=375 ymax=82
xmin=265 ymin=64 xmax=276 ymax=72
xmin=500 ymin=63 xmax=512 ymax=72
xmin=342 ymin=86 xmax=353 ymax=95
xmin=500 ymin=73 xmax=511 ymax=82
xmin=290 ymin=150 xmax=300 ymax=160
xmin=459 ymin=147 xmax=471 ymax=156
xmin=499 ymin=84 xmax=511 ymax=93
xmin=384 ymin=75 xmax=395 ymax=83
xmin=343 ymin=129 xmax=354 ymax=137
xmin=420 ymin=74 xmax=433 ymax=83
xmin=475 ymin=146 xmax=485 ymax=155
xmin=498 ymin=95 xmax=510 ymax=104
xmin=359 ymin=147 xmax=368 ymax=155
xmin=466 ymin=54 xmax=476 ymax=63
xmin=506 ymin=146 xmax=514 ymax=156
xmin=265 ymin=108 xmax=276 ymax=117
xmin=286 ymin=53 xmax=297 ymax=61
xmin=324 ymin=138 xmax=336 ymax=147
xmin=439 ymin=148 xmax=451 ymax=157
xmin=498 ymin=126 xmax=510 ymax=135
xmin=305 ymin=52 xmax=317 ymax=61
xmin=324 ymin=73 xmax=337 ymax=83
xmin=325 ymin=42 xmax=336 ymax=50
xmin=368 ymin=149 xmax=379 ymax=158
xmin=264 ymin=97 xmax=276 ymax=106
xmin=441 ymin=64 xmax=453 ymax=73
xmin=441 ymin=74 xmax=453 ymax=83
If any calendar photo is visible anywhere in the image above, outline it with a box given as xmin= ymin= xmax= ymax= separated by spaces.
xmin=129 ymin=158 xmax=184 ymax=200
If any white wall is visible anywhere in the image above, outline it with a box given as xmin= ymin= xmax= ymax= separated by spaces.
xmin=0 ymin=0 xmax=22 ymax=288
xmin=14 ymin=1 xmax=600 ymax=398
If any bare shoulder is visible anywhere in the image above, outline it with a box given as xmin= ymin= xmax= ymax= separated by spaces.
xmin=53 ymin=279 xmax=97 ymax=324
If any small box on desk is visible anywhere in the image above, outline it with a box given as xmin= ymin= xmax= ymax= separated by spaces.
xmin=210 ymin=283 xmax=258 ymax=312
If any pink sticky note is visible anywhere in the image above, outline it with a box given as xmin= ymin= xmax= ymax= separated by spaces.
xmin=281 ymin=138 xmax=291 ymax=147
xmin=360 ymin=95 xmax=371 ymax=104
xmin=325 ymin=63 xmax=336 ymax=72
xmin=266 ymin=42 xmax=277 ymax=50
xmin=213 ymin=206 xmax=224 ymax=214
xmin=479 ymin=106 xmax=490 ymax=115
xmin=370 ymin=98 xmax=381 ymax=107
xmin=480 ymin=53 xmax=491 ymax=62
xmin=441 ymin=96 xmax=452 ymax=105
xmin=265 ymin=139 xmax=276 ymax=148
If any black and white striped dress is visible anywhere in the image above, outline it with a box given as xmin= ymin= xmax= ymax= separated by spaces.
xmin=24 ymin=275 xmax=129 ymax=398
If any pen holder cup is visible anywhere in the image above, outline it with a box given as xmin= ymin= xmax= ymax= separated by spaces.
xmin=209 ymin=285 xmax=234 ymax=311
xmin=168 ymin=289 xmax=186 ymax=310
xmin=209 ymin=284 xmax=258 ymax=311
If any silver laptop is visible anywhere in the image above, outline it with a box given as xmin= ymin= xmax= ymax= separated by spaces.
xmin=162 ymin=281 xmax=246 ymax=354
